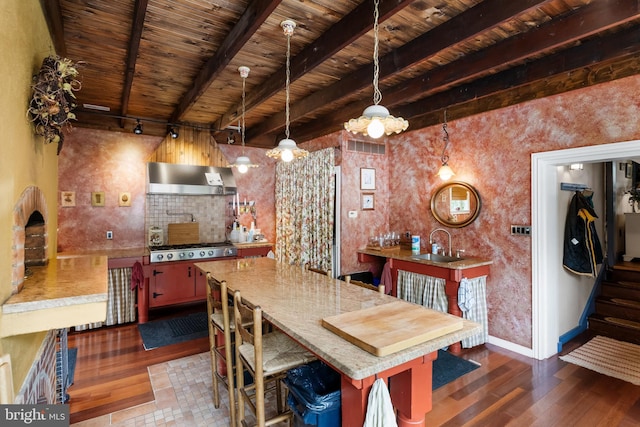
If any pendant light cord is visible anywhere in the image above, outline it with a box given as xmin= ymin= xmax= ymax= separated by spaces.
xmin=285 ymin=32 xmax=292 ymax=139
xmin=241 ymin=74 xmax=246 ymax=154
xmin=372 ymin=0 xmax=382 ymax=106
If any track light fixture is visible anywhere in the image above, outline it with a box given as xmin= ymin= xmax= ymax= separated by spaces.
xmin=133 ymin=119 xmax=143 ymax=135
xmin=168 ymin=126 xmax=179 ymax=139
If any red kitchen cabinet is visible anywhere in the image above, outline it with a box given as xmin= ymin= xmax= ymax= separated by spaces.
xmin=148 ymin=261 xmax=202 ymax=308
xmin=237 ymin=245 xmax=273 ymax=258
xmin=195 ymin=267 xmax=207 ymax=298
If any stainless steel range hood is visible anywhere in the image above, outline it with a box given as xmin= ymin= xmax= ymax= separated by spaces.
xmin=146 ymin=162 xmax=237 ymax=195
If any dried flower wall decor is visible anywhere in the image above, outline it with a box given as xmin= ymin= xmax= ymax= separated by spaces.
xmin=27 ymin=55 xmax=82 ymax=154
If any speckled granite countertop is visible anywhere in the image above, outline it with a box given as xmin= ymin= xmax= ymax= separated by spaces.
xmin=3 ymin=255 xmax=108 ymax=314
xmin=195 ymin=257 xmax=481 ymax=381
xmin=56 ymin=247 xmax=148 ymax=259
xmin=358 ymin=247 xmax=493 ymax=269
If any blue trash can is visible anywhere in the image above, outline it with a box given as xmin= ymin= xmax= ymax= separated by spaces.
xmin=285 ymin=361 xmax=341 ymax=427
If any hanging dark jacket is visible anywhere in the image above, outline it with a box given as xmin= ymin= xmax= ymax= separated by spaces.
xmin=563 ymin=191 xmax=603 ymax=277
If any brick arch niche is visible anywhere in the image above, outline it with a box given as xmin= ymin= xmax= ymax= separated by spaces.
xmin=12 ymin=186 xmax=49 ymax=294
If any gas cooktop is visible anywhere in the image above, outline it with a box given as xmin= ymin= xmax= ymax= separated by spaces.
xmin=149 ymin=242 xmax=237 ymax=263
xmin=150 ymin=242 xmax=233 ymax=251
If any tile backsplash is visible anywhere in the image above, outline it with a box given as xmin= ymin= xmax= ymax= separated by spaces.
xmin=146 ymin=194 xmax=229 ymax=244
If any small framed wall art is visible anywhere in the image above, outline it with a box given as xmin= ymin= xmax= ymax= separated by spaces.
xmin=360 ymin=168 xmax=376 ymax=190
xmin=61 ymin=191 xmax=75 ymax=207
xmin=119 ymin=192 xmax=132 ymax=207
xmin=91 ymin=191 xmax=105 ymax=207
xmin=361 ymin=193 xmax=375 ymax=210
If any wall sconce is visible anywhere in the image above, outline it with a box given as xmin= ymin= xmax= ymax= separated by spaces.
xmin=133 ymin=119 xmax=143 ymax=135
xmin=436 ymin=111 xmax=455 ymax=181
xmin=570 ymin=163 xmax=583 ymax=171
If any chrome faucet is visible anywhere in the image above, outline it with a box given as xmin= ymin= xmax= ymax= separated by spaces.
xmin=429 ymin=228 xmax=452 ymax=257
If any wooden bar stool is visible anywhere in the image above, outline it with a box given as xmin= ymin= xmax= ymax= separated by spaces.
xmin=233 ymin=290 xmax=316 ymax=427
xmin=206 ymin=274 xmax=246 ymax=427
xmin=304 ymin=262 xmax=332 ymax=278
xmin=345 ymin=275 xmax=385 ymax=294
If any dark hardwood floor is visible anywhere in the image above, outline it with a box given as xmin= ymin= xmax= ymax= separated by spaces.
xmin=68 ymin=305 xmax=640 ymax=426
xmin=67 ymin=302 xmax=210 ymax=424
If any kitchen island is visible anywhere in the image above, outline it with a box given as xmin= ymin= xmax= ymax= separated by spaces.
xmin=196 ymin=257 xmax=481 ymax=427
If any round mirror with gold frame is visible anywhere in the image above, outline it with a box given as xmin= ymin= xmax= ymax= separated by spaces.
xmin=431 ymin=181 xmax=481 ymax=228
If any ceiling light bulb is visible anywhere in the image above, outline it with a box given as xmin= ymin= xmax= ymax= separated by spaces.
xmin=238 ymin=164 xmax=248 ymax=173
xmin=281 ymin=149 xmax=294 ymax=162
xmin=367 ymin=118 xmax=385 ymax=139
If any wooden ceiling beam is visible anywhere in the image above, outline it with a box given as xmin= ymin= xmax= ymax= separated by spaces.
xmin=398 ymin=23 xmax=640 ymax=128
xmin=120 ymin=0 xmax=149 ymax=129
xmin=288 ymin=23 xmax=640 ymax=143
xmin=246 ymin=0 xmax=553 ymax=142
xmin=384 ymin=0 xmax=640 ymax=107
xmin=170 ymin=0 xmax=283 ymax=124
xmin=217 ymin=0 xmax=415 ymax=131
xmin=40 ymin=0 xmax=67 ymax=57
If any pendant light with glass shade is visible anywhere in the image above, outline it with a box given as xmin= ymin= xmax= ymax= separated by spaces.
xmin=344 ymin=0 xmax=408 ymax=138
xmin=436 ymin=111 xmax=455 ymax=181
xmin=229 ymin=66 xmax=258 ymax=173
xmin=265 ymin=20 xmax=308 ymax=162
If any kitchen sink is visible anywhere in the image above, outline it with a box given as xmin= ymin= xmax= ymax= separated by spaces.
xmin=410 ymin=253 xmax=462 ymax=263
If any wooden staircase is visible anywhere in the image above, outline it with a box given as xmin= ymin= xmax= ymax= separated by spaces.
xmin=588 ymin=264 xmax=640 ymax=345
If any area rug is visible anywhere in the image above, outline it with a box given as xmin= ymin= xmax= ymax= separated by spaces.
xmin=138 ymin=311 xmax=208 ymax=350
xmin=559 ymin=335 xmax=640 ymax=385
xmin=432 ymin=349 xmax=480 ymax=389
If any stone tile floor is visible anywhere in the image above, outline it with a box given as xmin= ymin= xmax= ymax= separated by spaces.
xmin=71 ymin=352 xmax=283 ymax=427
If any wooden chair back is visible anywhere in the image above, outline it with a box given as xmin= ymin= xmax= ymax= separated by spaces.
xmin=305 ymin=262 xmax=332 ymax=278
xmin=345 ymin=275 xmax=384 ymax=294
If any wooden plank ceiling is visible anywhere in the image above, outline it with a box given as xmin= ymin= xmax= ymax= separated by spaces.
xmin=42 ymin=0 xmax=640 ymax=148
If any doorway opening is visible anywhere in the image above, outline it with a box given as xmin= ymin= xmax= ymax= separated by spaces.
xmin=532 ymin=139 xmax=640 ymax=359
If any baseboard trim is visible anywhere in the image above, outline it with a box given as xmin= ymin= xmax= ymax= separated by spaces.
xmin=487 ymin=335 xmax=535 ymax=359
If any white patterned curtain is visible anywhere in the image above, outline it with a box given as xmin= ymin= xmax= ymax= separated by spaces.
xmin=397 ymin=270 xmax=448 ymax=313
xmin=74 ymin=267 xmax=137 ymax=331
xmin=397 ymin=270 xmax=488 ymax=348
xmin=275 ymin=148 xmax=335 ymax=272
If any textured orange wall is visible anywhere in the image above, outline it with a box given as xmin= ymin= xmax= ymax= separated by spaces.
xmin=57 ymin=128 xmax=160 ymax=251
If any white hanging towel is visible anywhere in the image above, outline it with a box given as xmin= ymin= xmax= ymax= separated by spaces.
xmin=457 ymin=277 xmax=476 ymax=312
xmin=266 ymin=250 xmax=275 ymax=259
xmin=363 ymin=378 xmax=398 ymax=427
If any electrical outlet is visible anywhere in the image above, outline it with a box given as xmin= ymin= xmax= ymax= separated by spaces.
xmin=510 ymin=225 xmax=531 ymax=236
xmin=106 ymin=230 xmax=113 ymax=239
xmin=348 ymin=211 xmax=357 ymax=218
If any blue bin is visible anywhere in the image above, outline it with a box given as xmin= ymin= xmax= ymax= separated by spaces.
xmin=285 ymin=361 xmax=341 ymax=427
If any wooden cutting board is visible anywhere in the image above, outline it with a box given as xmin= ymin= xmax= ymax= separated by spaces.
xmin=321 ymin=300 xmax=463 ymax=357
xmin=167 ymin=223 xmax=199 ymax=245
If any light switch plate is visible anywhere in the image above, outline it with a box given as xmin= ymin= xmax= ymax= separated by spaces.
xmin=348 ymin=211 xmax=357 ymax=218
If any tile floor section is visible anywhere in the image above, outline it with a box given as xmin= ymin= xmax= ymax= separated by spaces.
xmin=71 ymin=352 xmax=283 ymax=427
